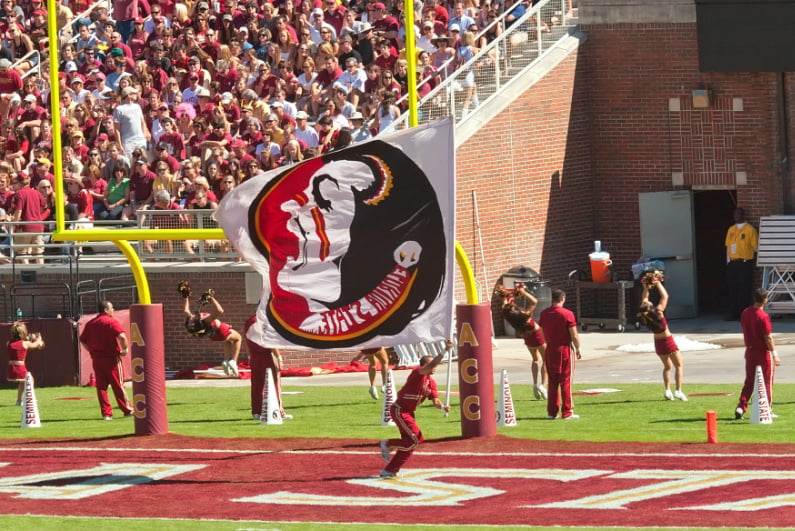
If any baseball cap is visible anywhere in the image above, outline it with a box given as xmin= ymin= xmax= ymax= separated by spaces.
xmin=231 ymin=139 xmax=246 ymax=148
xmin=97 ymin=133 xmax=109 ymax=141
xmin=23 ymin=94 xmax=37 ymax=103
xmin=312 ymin=7 xmax=323 ymax=15
xmin=121 ymin=86 xmax=138 ymax=97
xmin=31 ymin=9 xmax=46 ymax=16
xmin=222 ymin=13 xmax=233 ymax=20
xmin=423 ymin=21 xmax=433 ymax=28
xmin=71 ymin=74 xmax=86 ymax=84
xmin=270 ymin=101 xmax=283 ymax=108
xmin=197 ymin=87 xmax=211 ymax=97
xmin=64 ymin=61 xmax=78 ymax=73
xmin=156 ymin=141 xmax=170 ymax=150
xmin=36 ymin=157 xmax=51 ymax=166
xmin=71 ymin=130 xmax=84 ymax=138
xmin=134 ymin=16 xmax=144 ymax=23
xmin=296 ymin=110 xmax=309 ymax=119
xmin=220 ymin=92 xmax=234 ymax=104
xmin=109 ymin=47 xmax=124 ymax=57
xmin=372 ymin=2 xmax=386 ymax=9
xmin=450 ymin=23 xmax=461 ymax=32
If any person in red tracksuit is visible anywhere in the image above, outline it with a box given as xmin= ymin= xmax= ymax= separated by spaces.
xmin=378 ymin=340 xmax=452 ymax=479
xmin=79 ymin=300 xmax=133 ymax=420
xmin=244 ymin=315 xmax=291 ymax=421
xmin=539 ymin=289 xmax=582 ymax=420
xmin=735 ymin=288 xmax=782 ymax=419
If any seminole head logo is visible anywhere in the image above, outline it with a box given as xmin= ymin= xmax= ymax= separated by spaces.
xmin=248 ymin=141 xmax=446 ymax=348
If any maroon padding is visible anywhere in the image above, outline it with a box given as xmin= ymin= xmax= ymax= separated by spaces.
xmin=76 ymin=310 xmax=131 ymax=386
xmin=1 ymin=319 xmax=78 ymax=387
xmin=130 ymin=304 xmax=169 ymax=436
xmin=456 ymin=304 xmax=496 ymax=439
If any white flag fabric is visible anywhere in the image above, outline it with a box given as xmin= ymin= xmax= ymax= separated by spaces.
xmin=215 ymin=118 xmax=455 ymax=350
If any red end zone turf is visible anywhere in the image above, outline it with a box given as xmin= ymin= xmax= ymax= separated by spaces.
xmin=1 ymin=435 xmax=794 ymax=528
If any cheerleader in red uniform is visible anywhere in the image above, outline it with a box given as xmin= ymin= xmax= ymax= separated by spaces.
xmin=638 ymin=272 xmax=687 ymax=401
xmin=180 ymin=282 xmax=242 ymax=377
xmin=6 ymin=322 xmax=44 ymax=405
xmin=497 ymin=283 xmax=548 ymax=400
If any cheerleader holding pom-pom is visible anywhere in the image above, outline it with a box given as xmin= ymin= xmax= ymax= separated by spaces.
xmin=496 ymin=283 xmax=548 ymax=400
xmin=638 ymin=272 xmax=687 ymax=401
xmin=179 ymin=281 xmax=243 ymax=377
xmin=6 ymin=322 xmax=44 ymax=405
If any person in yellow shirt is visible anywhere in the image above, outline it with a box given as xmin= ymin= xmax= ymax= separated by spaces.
xmin=725 ymin=207 xmax=758 ymax=321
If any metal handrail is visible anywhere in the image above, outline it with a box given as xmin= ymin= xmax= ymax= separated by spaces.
xmin=12 ymin=49 xmax=42 ymax=81
xmin=382 ymin=0 xmax=572 ymax=134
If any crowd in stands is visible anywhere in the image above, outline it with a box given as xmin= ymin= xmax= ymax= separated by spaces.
xmin=0 ymin=0 xmax=574 ymax=262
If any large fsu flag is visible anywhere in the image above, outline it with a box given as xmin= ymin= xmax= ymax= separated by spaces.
xmin=215 ymin=118 xmax=455 ymax=350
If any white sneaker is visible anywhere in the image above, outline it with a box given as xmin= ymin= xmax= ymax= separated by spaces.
xmin=664 ymin=390 xmax=674 ymax=401
xmin=537 ymin=384 xmax=548 ymax=400
xmin=222 ymin=360 xmax=230 ymax=376
xmin=369 ymin=386 xmax=379 ymax=400
xmin=735 ymin=407 xmax=744 ymax=419
xmin=103 ymin=416 xmax=113 ymax=421
xmin=227 ymin=359 xmax=239 ymax=377
xmin=564 ymin=414 xmax=580 ymax=420
xmin=547 ymin=415 xmax=556 ymax=420
xmin=771 ymin=412 xmax=779 ymax=419
xmin=533 ymin=385 xmax=541 ymax=399
xmin=674 ymin=390 xmax=688 ymax=401
xmin=281 ymin=411 xmax=294 ymax=420
xmin=379 ymin=440 xmax=391 ymax=463
xmin=380 ymin=469 xmax=397 ymax=479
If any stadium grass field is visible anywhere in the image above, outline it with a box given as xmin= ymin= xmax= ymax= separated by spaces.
xmin=1 ymin=382 xmax=792 ymax=443
xmin=2 ymin=383 xmax=793 ymax=530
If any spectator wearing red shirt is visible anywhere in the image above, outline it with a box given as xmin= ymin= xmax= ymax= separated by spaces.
xmin=0 ymin=173 xmax=13 ymax=213
xmin=323 ymin=0 xmax=346 ymax=35
xmin=370 ymin=2 xmax=400 ymax=49
xmin=127 ymin=157 xmax=157 ymax=217
xmin=30 ymin=158 xmax=54 ymax=190
xmin=157 ymin=120 xmax=186 ymax=161
xmin=79 ymin=300 xmax=134 ymax=420
xmin=373 ymin=39 xmax=398 ymax=73
xmin=200 ymin=119 xmax=233 ymax=151
xmin=66 ymin=177 xmax=93 ymax=221
xmin=9 ymin=172 xmax=46 ymax=264
xmin=0 ymin=57 xmax=22 ymax=99
xmin=214 ymin=59 xmax=240 ymax=93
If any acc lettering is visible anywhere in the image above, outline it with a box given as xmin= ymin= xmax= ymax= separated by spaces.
xmin=133 ymin=393 xmax=146 ymax=418
xmin=129 ymin=322 xmax=145 ymax=347
xmin=460 ymin=358 xmax=478 ymax=384
xmin=458 ymin=322 xmax=478 ymax=347
xmin=131 ymin=357 xmax=144 ymax=383
xmin=462 ymin=395 xmax=481 ymax=421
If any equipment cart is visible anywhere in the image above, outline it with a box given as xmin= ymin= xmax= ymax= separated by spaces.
xmin=568 ymin=271 xmax=640 ymax=332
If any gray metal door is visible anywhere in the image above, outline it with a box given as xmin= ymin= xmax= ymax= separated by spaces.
xmin=638 ymin=191 xmax=698 ymax=318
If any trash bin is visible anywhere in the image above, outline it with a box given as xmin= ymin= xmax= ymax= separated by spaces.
xmin=500 ymin=266 xmax=552 ymax=335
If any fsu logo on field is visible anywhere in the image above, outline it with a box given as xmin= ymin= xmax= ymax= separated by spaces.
xmin=248 ymin=141 xmax=446 ymax=348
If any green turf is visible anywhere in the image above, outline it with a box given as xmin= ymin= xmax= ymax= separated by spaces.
xmin=1 ymin=382 xmax=792 ymax=444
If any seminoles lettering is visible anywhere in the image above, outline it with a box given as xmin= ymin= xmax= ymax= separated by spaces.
xmin=286 ymin=264 xmax=417 ymax=339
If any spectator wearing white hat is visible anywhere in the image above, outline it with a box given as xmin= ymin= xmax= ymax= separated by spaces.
xmin=309 ymin=8 xmax=337 ymax=45
xmin=294 ymin=110 xmax=319 ymax=148
xmin=17 ymin=93 xmax=45 ymax=141
xmin=349 ymin=111 xmax=372 ymax=144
